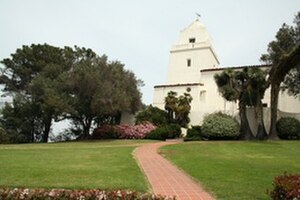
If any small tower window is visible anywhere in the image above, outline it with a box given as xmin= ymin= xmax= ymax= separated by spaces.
xmin=187 ymin=59 xmax=191 ymax=67
xmin=189 ymin=38 xmax=196 ymax=43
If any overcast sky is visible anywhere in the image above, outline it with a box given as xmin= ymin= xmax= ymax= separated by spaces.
xmin=1 ymin=0 xmax=299 ymax=105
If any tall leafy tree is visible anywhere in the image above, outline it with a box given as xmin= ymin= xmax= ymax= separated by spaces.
xmin=65 ymin=47 xmax=143 ymax=138
xmin=260 ymin=11 xmax=300 ymax=138
xmin=0 ymin=95 xmax=42 ymax=143
xmin=0 ymin=44 xmax=73 ymax=142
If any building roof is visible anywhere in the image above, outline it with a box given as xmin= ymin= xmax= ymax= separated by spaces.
xmin=154 ymin=83 xmax=204 ymax=88
xmin=200 ymin=64 xmax=271 ymax=72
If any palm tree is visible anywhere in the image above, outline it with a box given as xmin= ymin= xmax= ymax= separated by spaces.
xmin=175 ymin=93 xmax=193 ymax=127
xmin=241 ymin=67 xmax=268 ymax=140
xmin=164 ymin=91 xmax=178 ymax=124
xmin=214 ymin=69 xmax=255 ymax=140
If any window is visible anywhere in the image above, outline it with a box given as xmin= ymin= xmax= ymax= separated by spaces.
xmin=189 ymin=38 xmax=196 ymax=43
xmin=187 ymin=59 xmax=191 ymax=67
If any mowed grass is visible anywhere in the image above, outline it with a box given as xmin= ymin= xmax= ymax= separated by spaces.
xmin=160 ymin=141 xmax=300 ymax=200
xmin=0 ymin=140 xmax=153 ymax=191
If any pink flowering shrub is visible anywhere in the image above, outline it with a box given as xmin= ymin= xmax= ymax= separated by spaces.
xmin=116 ymin=122 xmax=157 ymax=139
xmin=0 ymin=188 xmax=175 ymax=200
xmin=91 ymin=122 xmax=157 ymax=140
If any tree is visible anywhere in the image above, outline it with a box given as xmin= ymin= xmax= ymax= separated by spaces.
xmin=241 ymin=67 xmax=269 ymax=140
xmin=261 ymin=11 xmax=300 ymax=139
xmin=282 ymin=65 xmax=300 ymax=97
xmin=164 ymin=91 xmax=193 ymax=127
xmin=135 ymin=105 xmax=168 ymax=126
xmin=0 ymin=44 xmax=71 ymax=142
xmin=0 ymin=95 xmax=42 ymax=143
xmin=65 ymin=47 xmax=143 ymax=138
xmin=215 ymin=67 xmax=269 ymax=140
xmin=164 ymin=91 xmax=178 ymax=124
xmin=0 ymin=44 xmax=143 ymax=141
xmin=175 ymin=93 xmax=192 ymax=127
xmin=214 ymin=69 xmax=255 ymax=140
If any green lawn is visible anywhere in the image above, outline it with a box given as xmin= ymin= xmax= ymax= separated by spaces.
xmin=0 ymin=140 xmax=153 ymax=191
xmin=160 ymin=141 xmax=300 ymax=200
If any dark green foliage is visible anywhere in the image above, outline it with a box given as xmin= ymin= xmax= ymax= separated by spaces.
xmin=261 ymin=11 xmax=300 ymax=138
xmin=135 ymin=105 xmax=168 ymax=126
xmin=268 ymin=172 xmax=300 ymax=200
xmin=91 ymin=125 xmax=119 ymax=139
xmin=146 ymin=124 xmax=181 ymax=140
xmin=0 ymin=44 xmax=143 ymax=142
xmin=164 ymin=91 xmax=192 ymax=127
xmin=184 ymin=126 xmax=203 ymax=141
xmin=214 ymin=67 xmax=269 ymax=140
xmin=0 ymin=96 xmax=42 ymax=143
xmin=201 ymin=112 xmax=240 ymax=140
xmin=65 ymin=49 xmax=143 ymax=138
xmin=276 ymin=117 xmax=300 ymax=139
xmin=0 ymin=126 xmax=9 ymax=144
xmin=0 ymin=44 xmax=71 ymax=143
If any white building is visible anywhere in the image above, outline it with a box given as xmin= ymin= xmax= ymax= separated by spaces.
xmin=153 ymin=19 xmax=300 ymax=131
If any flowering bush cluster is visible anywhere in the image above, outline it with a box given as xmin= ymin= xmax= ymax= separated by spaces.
xmin=91 ymin=122 xmax=157 ymax=140
xmin=116 ymin=122 xmax=157 ymax=139
xmin=268 ymin=172 xmax=300 ymax=200
xmin=0 ymin=188 xmax=175 ymax=200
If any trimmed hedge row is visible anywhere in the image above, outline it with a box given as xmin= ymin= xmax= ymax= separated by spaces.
xmin=0 ymin=188 xmax=175 ymax=200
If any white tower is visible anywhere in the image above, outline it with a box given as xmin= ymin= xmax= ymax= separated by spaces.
xmin=167 ymin=19 xmax=219 ymax=84
xmin=153 ymin=19 xmax=221 ymax=125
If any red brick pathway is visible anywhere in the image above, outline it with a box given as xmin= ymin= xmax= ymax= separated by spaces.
xmin=135 ymin=140 xmax=214 ymax=200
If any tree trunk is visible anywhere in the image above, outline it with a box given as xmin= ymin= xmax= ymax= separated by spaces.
xmin=269 ymin=83 xmax=280 ymax=139
xmin=255 ymin=99 xmax=268 ymax=140
xmin=239 ymin=102 xmax=255 ymax=140
xmin=42 ymin=115 xmax=52 ymax=143
xmin=82 ymin=118 xmax=92 ymax=139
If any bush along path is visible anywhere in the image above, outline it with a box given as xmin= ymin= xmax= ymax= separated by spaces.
xmin=134 ymin=140 xmax=215 ymax=200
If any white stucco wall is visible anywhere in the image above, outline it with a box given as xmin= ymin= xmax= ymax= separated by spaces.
xmin=167 ymin=47 xmax=219 ymax=84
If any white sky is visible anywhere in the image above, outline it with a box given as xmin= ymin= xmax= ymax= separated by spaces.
xmin=0 ymin=0 xmax=299 ymax=105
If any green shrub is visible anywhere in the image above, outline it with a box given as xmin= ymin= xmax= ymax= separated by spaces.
xmin=146 ymin=124 xmax=181 ymax=140
xmin=276 ymin=117 xmax=300 ymax=140
xmin=91 ymin=125 xmax=118 ymax=139
xmin=201 ymin=112 xmax=240 ymax=140
xmin=184 ymin=126 xmax=203 ymax=141
xmin=268 ymin=172 xmax=300 ymax=200
xmin=135 ymin=105 xmax=168 ymax=126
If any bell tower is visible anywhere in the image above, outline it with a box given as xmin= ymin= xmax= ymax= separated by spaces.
xmin=166 ymin=19 xmax=219 ymax=84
